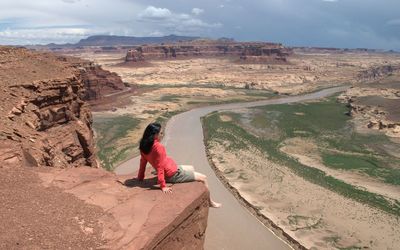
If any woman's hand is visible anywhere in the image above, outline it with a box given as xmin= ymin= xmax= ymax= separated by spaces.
xmin=162 ymin=187 xmax=172 ymax=194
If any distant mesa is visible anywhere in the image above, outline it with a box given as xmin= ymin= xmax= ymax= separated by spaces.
xmin=123 ymin=40 xmax=293 ymax=64
xmin=33 ymin=34 xmax=201 ymax=49
xmin=125 ymin=48 xmax=145 ymax=62
xmin=27 ymin=35 xmax=292 ymax=64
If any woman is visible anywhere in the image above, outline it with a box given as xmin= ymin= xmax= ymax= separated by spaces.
xmin=137 ymin=122 xmax=221 ymax=208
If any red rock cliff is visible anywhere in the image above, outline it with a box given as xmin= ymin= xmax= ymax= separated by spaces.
xmin=80 ymin=63 xmax=126 ymax=100
xmin=0 ymin=46 xmax=99 ymax=168
xmin=0 ymin=46 xmax=209 ymax=249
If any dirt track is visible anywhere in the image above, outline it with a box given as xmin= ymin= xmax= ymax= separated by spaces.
xmin=115 ymin=86 xmax=348 ymax=250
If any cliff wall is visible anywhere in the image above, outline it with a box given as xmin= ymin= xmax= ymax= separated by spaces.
xmin=124 ymin=40 xmax=292 ymax=63
xmin=0 ymin=46 xmax=209 ymax=249
xmin=81 ymin=64 xmax=126 ymax=100
xmin=0 ymin=46 xmax=97 ymax=168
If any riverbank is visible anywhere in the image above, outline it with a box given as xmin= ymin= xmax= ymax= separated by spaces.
xmin=202 ymin=95 xmax=400 ymax=249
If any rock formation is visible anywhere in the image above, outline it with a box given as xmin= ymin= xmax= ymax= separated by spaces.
xmin=0 ymin=46 xmax=209 ymax=249
xmin=357 ymin=64 xmax=400 ymax=82
xmin=123 ymin=40 xmax=292 ymax=64
xmin=338 ymin=86 xmax=400 ymax=137
xmin=80 ymin=64 xmax=126 ymax=100
xmin=125 ymin=48 xmax=145 ymax=62
xmin=0 ymin=46 xmax=99 ymax=168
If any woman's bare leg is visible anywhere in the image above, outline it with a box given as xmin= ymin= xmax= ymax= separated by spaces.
xmin=194 ymin=172 xmax=222 ymax=208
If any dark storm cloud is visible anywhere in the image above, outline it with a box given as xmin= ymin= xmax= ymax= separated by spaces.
xmin=1 ymin=0 xmax=399 ymax=49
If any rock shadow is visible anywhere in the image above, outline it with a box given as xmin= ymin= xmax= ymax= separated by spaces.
xmin=117 ymin=177 xmax=159 ymax=190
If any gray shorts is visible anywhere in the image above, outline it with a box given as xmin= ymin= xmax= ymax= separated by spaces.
xmin=166 ymin=165 xmax=195 ymax=183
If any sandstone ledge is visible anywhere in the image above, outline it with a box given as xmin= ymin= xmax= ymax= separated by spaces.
xmin=38 ymin=167 xmax=209 ymax=249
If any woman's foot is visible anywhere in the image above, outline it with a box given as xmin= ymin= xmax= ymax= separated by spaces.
xmin=210 ymin=200 xmax=222 ymax=208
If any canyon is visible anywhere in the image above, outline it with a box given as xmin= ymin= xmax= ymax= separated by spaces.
xmin=75 ymin=39 xmax=400 ymax=249
xmin=2 ymin=35 xmax=400 ymax=249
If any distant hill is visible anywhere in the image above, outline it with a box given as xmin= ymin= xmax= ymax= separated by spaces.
xmin=74 ymin=34 xmax=201 ymax=46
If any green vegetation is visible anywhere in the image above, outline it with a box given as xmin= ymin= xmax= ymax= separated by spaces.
xmin=155 ymin=110 xmax=183 ymax=127
xmin=322 ymin=153 xmax=400 ymax=185
xmin=202 ymin=96 xmax=400 ymax=216
xmin=158 ymin=94 xmax=185 ymax=102
xmin=93 ymin=115 xmax=140 ymax=171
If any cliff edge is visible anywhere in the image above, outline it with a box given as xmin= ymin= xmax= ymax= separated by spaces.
xmin=0 ymin=46 xmax=209 ymax=249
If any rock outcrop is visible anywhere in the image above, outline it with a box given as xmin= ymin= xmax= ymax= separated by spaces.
xmin=0 ymin=46 xmax=98 ymax=168
xmin=123 ymin=40 xmax=292 ymax=64
xmin=81 ymin=64 xmax=126 ymax=100
xmin=38 ymin=167 xmax=210 ymax=250
xmin=357 ymin=64 xmax=400 ymax=82
xmin=0 ymin=46 xmax=128 ymax=168
xmin=125 ymin=48 xmax=145 ymax=62
xmin=338 ymin=86 xmax=400 ymax=137
xmin=0 ymin=46 xmax=210 ymax=249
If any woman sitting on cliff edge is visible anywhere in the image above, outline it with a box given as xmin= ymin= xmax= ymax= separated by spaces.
xmin=138 ymin=122 xmax=222 ymax=208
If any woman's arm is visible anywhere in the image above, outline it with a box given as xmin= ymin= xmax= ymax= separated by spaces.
xmin=137 ymin=153 xmax=147 ymax=180
xmin=157 ymin=166 xmax=167 ymax=189
xmin=153 ymin=142 xmax=171 ymax=192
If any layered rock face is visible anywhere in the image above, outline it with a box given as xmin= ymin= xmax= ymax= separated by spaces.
xmin=0 ymin=46 xmax=116 ymax=168
xmin=0 ymin=47 xmax=128 ymax=168
xmin=81 ymin=64 xmax=126 ymax=100
xmin=124 ymin=40 xmax=292 ymax=63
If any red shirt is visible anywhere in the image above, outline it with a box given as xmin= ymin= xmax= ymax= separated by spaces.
xmin=137 ymin=139 xmax=178 ymax=188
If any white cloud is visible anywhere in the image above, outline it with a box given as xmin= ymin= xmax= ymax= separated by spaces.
xmin=0 ymin=27 xmax=90 ymax=44
xmin=192 ymin=8 xmax=204 ymax=15
xmin=149 ymin=30 xmax=164 ymax=36
xmin=138 ymin=6 xmax=172 ymax=20
xmin=137 ymin=5 xmax=222 ymax=35
xmin=61 ymin=0 xmax=80 ymax=3
xmin=322 ymin=0 xmax=338 ymax=2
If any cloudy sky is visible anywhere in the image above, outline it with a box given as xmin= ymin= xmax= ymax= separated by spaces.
xmin=0 ymin=0 xmax=399 ymax=49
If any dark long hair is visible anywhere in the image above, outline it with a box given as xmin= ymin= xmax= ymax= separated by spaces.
xmin=139 ymin=122 xmax=161 ymax=154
